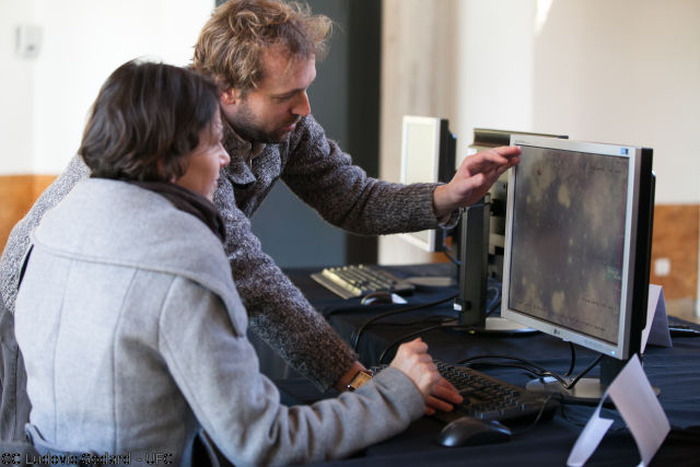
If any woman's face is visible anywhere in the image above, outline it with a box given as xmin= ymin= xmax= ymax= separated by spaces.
xmin=174 ymin=112 xmax=230 ymax=201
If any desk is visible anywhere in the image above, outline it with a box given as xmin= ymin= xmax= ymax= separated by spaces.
xmin=276 ymin=264 xmax=700 ymax=466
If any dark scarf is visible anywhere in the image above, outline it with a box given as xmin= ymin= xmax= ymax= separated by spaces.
xmin=127 ymin=181 xmax=226 ymax=243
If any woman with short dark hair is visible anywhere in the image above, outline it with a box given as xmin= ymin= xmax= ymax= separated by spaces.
xmin=15 ymin=59 xmax=439 ymax=466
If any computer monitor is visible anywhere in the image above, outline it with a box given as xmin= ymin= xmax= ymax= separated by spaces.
xmin=455 ymin=129 xmax=568 ymax=330
xmin=398 ymin=115 xmax=457 ymax=253
xmin=501 ymin=135 xmax=655 ymax=401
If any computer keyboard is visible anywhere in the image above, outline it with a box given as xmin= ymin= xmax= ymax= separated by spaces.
xmin=432 ymin=360 xmax=557 ymax=425
xmin=310 ymin=264 xmax=416 ymax=299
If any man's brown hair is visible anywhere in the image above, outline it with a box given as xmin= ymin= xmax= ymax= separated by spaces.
xmin=192 ymin=0 xmax=332 ymax=93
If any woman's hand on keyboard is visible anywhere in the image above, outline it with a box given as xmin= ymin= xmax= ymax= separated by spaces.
xmin=423 ymin=376 xmax=463 ymax=416
xmin=390 ymin=338 xmax=441 ymax=399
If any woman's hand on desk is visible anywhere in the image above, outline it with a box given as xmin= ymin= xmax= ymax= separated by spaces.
xmin=390 ymin=338 xmax=442 ymax=399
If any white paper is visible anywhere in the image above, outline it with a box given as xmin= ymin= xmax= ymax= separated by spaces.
xmin=643 ymin=285 xmax=672 ymax=349
xmin=566 ymin=400 xmax=614 ymax=466
xmin=606 ymin=355 xmax=670 ymax=466
xmin=567 ymin=355 xmax=670 ymax=466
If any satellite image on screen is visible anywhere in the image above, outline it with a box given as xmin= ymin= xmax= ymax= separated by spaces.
xmin=508 ymin=147 xmax=629 ymax=344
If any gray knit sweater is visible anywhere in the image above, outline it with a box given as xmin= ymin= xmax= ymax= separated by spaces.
xmin=1 ymin=114 xmax=449 ymax=389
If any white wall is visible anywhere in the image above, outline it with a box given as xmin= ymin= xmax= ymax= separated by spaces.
xmin=1 ymin=0 xmax=214 ymax=175
xmin=379 ymin=0 xmax=700 ymax=265
xmin=456 ymin=0 xmax=536 ymax=156
xmin=0 ymin=0 xmax=37 ymax=174
xmin=457 ymin=0 xmax=700 ymax=205
xmin=531 ymin=0 xmax=700 ymax=205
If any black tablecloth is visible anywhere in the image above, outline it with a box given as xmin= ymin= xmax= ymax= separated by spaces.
xmin=274 ymin=264 xmax=700 ymax=466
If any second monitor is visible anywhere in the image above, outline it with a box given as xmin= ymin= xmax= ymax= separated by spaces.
xmin=398 ymin=115 xmax=457 ymax=253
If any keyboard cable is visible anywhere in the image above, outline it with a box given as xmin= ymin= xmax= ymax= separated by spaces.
xmin=458 ymin=354 xmax=604 ymax=394
xmin=376 ymin=319 xmax=456 ymax=364
xmin=350 ymin=293 xmax=457 ymax=352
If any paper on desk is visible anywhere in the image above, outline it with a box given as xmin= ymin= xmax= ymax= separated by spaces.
xmin=567 ymin=355 xmax=670 ymax=467
xmin=643 ymin=284 xmax=672 ymax=350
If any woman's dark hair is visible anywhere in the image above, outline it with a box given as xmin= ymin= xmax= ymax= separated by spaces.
xmin=79 ymin=59 xmax=220 ymax=182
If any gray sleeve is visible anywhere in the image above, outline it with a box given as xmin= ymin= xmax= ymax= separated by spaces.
xmin=213 ymin=176 xmax=358 ymax=390
xmin=282 ymin=116 xmax=460 ymax=235
xmin=159 ymin=279 xmax=424 ymax=466
xmin=0 ymin=155 xmax=89 ymax=313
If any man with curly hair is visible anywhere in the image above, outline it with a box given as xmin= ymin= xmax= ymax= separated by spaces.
xmin=1 ymin=0 xmax=520 ymax=441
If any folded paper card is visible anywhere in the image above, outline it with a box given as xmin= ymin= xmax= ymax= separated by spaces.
xmin=567 ymin=354 xmax=670 ymax=466
xmin=644 ymin=284 xmax=671 ymax=349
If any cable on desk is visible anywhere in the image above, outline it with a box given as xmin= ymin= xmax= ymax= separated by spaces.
xmin=457 ymin=354 xmax=604 ymax=393
xmin=373 ymin=287 xmax=499 ymax=362
xmin=485 ymin=284 xmax=501 ymax=317
xmin=458 ymin=355 xmax=569 ymax=387
xmin=562 ymin=354 xmax=603 ymax=390
xmin=350 ymin=293 xmax=457 ymax=352
xmin=376 ymin=320 xmax=455 ymax=364
xmin=509 ymin=393 xmax=562 ymax=436
xmin=368 ymin=285 xmax=499 ymax=363
xmin=565 ymin=342 xmax=577 ymax=377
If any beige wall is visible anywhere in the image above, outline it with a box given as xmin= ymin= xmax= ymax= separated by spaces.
xmin=0 ymin=175 xmax=55 ymax=250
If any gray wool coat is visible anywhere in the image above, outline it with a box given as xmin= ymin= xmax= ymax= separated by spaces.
xmin=15 ymin=179 xmax=425 ymax=466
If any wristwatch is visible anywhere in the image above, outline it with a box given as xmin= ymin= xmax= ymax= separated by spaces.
xmin=346 ymin=369 xmax=374 ymax=391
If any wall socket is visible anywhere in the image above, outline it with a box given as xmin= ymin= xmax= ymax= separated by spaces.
xmin=16 ymin=25 xmax=43 ymax=59
xmin=654 ymin=257 xmax=671 ymax=277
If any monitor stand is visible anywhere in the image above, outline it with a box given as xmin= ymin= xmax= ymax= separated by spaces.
xmin=525 ymin=355 xmax=660 ymax=404
xmin=526 ymin=376 xmax=611 ymax=404
xmin=453 ymin=199 xmax=536 ymax=336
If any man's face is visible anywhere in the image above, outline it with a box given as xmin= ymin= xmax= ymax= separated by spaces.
xmin=222 ymin=46 xmax=316 ymax=143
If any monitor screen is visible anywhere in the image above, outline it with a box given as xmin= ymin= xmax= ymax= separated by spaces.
xmin=502 ymin=135 xmax=654 ymax=365
xmin=399 ymin=115 xmax=456 ymax=252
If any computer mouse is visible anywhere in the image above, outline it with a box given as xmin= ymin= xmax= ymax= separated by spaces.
xmin=436 ymin=417 xmax=512 ymax=447
xmin=360 ymin=291 xmax=408 ymax=305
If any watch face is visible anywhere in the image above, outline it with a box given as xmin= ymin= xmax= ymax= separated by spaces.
xmin=349 ymin=370 xmax=373 ymax=391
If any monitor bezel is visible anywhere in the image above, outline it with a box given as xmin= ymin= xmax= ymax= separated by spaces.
xmin=501 ymin=135 xmax=646 ymax=360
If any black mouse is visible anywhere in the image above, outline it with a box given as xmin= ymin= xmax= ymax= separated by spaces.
xmin=436 ymin=417 xmax=512 ymax=447
xmin=360 ymin=291 xmax=396 ymax=305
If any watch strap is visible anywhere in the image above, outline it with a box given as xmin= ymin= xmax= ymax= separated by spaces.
xmin=346 ymin=369 xmax=374 ymax=391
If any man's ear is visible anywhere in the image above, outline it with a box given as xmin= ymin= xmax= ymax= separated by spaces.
xmin=220 ymin=87 xmax=241 ymax=105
